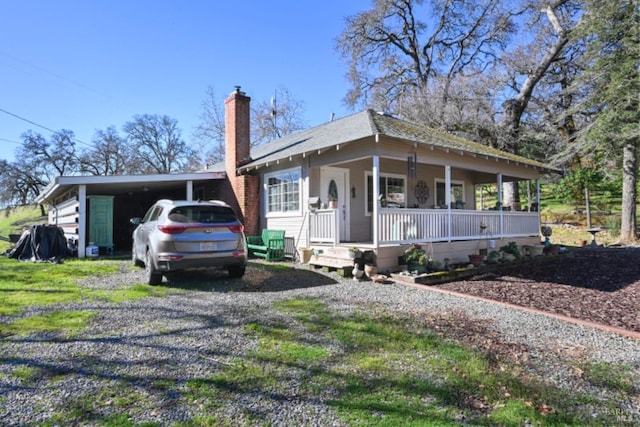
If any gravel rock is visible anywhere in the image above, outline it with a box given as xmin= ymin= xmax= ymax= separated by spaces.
xmin=0 ymin=261 xmax=638 ymax=425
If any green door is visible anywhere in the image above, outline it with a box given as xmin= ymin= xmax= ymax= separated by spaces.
xmin=89 ymin=196 xmax=114 ymax=249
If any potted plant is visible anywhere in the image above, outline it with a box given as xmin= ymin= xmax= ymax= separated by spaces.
xmin=348 ymin=246 xmax=362 ymax=259
xmin=404 ymin=243 xmax=432 ymax=273
xmin=487 ymin=250 xmax=501 ymax=264
xmin=499 ymin=241 xmax=521 ymax=262
xmin=468 ymin=253 xmax=484 ymax=266
xmin=328 ymin=195 xmax=338 ymax=209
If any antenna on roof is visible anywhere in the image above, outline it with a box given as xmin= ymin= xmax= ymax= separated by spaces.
xmin=270 ymin=90 xmax=280 ymax=139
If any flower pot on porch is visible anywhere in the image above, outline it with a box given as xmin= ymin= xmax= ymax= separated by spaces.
xmin=407 ymin=263 xmax=427 ymax=274
xmin=523 ymin=244 xmax=544 ymax=257
xmin=298 ymin=248 xmax=313 ymax=264
xmin=364 ymin=264 xmax=378 ymax=278
xmin=468 ymin=254 xmax=484 ymax=267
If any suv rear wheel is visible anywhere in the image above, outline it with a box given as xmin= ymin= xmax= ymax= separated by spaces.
xmin=145 ymin=249 xmax=163 ymax=285
xmin=228 ymin=266 xmax=246 ymax=278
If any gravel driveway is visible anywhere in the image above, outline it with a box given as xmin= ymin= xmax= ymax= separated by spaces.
xmin=1 ymin=261 xmax=638 ymax=425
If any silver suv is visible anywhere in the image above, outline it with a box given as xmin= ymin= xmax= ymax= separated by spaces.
xmin=131 ymin=199 xmax=247 ymax=285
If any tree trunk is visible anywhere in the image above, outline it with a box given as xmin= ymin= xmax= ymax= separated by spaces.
xmin=503 ymin=182 xmax=519 ymax=211
xmin=618 ymin=140 xmax=637 ymax=243
xmin=500 ymin=6 xmax=570 ymax=211
xmin=39 ymin=204 xmax=46 ymax=217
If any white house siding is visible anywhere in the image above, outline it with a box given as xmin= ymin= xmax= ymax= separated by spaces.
xmin=257 ymin=158 xmax=310 ymax=250
xmin=48 ymin=196 xmax=79 ymax=244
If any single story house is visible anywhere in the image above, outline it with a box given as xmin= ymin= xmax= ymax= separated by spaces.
xmin=37 ymin=87 xmax=556 ymax=269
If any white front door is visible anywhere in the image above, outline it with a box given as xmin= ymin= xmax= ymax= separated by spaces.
xmin=320 ymin=166 xmax=349 ymax=242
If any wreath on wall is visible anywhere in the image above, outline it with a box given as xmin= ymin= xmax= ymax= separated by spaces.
xmin=414 ymin=180 xmax=429 ymax=204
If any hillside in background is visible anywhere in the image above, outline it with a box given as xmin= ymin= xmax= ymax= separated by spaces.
xmin=0 ymin=205 xmax=47 ymax=252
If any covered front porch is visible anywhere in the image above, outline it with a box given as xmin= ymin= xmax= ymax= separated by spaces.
xmin=308 ymin=207 xmax=541 ymax=269
xmin=307 ymin=155 xmax=543 ymax=270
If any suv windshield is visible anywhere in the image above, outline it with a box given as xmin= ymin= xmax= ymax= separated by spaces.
xmin=167 ymin=206 xmax=237 ymax=224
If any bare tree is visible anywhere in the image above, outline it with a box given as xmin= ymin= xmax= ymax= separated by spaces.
xmin=193 ymin=86 xmax=307 ymax=166
xmin=0 ymin=159 xmax=47 ymax=209
xmin=337 ymin=0 xmax=516 ymax=122
xmin=251 ymin=87 xmax=307 ymax=146
xmin=0 ymin=130 xmax=75 ymax=211
xmin=18 ymin=130 xmax=78 ymax=179
xmin=192 ymin=86 xmax=227 ymax=167
xmin=79 ymin=126 xmax=143 ymax=175
xmin=124 ymin=114 xmax=195 ymax=173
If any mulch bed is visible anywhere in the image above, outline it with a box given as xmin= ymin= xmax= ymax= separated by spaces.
xmin=434 ymin=248 xmax=640 ymax=333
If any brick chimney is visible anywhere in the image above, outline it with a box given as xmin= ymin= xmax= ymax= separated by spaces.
xmin=224 ymin=86 xmax=260 ymax=236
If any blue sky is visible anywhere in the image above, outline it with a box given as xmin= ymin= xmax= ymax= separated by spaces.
xmin=0 ymin=1 xmax=371 ymax=163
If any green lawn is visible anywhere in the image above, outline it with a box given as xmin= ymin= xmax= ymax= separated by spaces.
xmin=1 ymin=257 xmax=636 ymax=425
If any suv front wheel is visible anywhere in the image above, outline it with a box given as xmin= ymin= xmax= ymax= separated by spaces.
xmin=145 ymin=249 xmax=163 ymax=286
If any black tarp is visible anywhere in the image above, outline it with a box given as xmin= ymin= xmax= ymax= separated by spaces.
xmin=8 ymin=225 xmax=72 ymax=263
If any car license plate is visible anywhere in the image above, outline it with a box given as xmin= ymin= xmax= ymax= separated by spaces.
xmin=200 ymin=242 xmax=216 ymax=251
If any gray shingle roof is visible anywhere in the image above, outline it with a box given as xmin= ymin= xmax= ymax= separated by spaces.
xmin=219 ymin=109 xmax=555 ymax=173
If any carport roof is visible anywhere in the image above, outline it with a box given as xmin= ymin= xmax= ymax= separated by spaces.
xmin=36 ymin=171 xmax=225 ymax=204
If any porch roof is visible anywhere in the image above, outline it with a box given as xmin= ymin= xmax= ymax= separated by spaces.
xmin=232 ymin=109 xmax=558 ymax=174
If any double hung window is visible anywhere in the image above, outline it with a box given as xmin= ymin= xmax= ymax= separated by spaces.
xmin=265 ymin=167 xmax=301 ymax=215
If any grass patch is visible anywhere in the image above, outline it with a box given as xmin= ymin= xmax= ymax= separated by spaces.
xmin=4 ymin=310 xmax=96 ymax=336
xmin=11 ymin=365 xmax=42 ymax=384
xmin=581 ymin=362 xmax=638 ymax=394
xmin=195 ymin=297 xmax=622 ymax=425
xmin=0 ymin=257 xmax=175 ymax=336
xmin=0 ymin=258 xmax=120 ymax=316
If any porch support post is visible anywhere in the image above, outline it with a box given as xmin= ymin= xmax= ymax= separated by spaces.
xmin=186 ymin=180 xmax=193 ymax=201
xmin=445 ymin=165 xmax=452 ymax=242
xmin=78 ymin=185 xmax=87 ymax=259
xmin=536 ymin=178 xmax=541 ymax=232
xmin=497 ymin=173 xmax=504 ymax=237
xmin=372 ymin=155 xmax=380 ymax=247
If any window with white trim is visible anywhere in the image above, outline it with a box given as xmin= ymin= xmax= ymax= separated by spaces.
xmin=434 ymin=179 xmax=465 ymax=208
xmin=265 ymin=167 xmax=301 ymax=215
xmin=365 ymin=172 xmax=406 ymax=214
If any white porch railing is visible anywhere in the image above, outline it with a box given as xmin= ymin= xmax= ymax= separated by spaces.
xmin=378 ymin=209 xmax=540 ymax=244
xmin=309 ymin=208 xmax=540 ymax=245
xmin=309 ymin=209 xmax=339 ymax=244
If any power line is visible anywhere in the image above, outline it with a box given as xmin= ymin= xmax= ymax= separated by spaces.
xmin=0 ymin=107 xmax=92 ymax=148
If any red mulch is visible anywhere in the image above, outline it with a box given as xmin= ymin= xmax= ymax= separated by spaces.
xmin=434 ymin=248 xmax=640 ymax=333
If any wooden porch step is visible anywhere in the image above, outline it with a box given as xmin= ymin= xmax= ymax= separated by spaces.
xmin=308 ymin=255 xmax=355 ymax=278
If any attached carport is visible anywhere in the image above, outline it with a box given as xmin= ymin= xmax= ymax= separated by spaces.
xmin=36 ymin=172 xmax=227 ymax=258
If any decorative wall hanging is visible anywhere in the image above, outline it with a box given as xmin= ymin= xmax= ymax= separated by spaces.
xmin=414 ymin=180 xmax=429 ymax=204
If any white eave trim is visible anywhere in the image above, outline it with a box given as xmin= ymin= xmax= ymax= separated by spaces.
xmin=36 ymin=172 xmax=225 ymax=204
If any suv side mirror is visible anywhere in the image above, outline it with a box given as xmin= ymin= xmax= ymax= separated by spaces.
xmin=130 ymin=217 xmax=142 ymax=225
